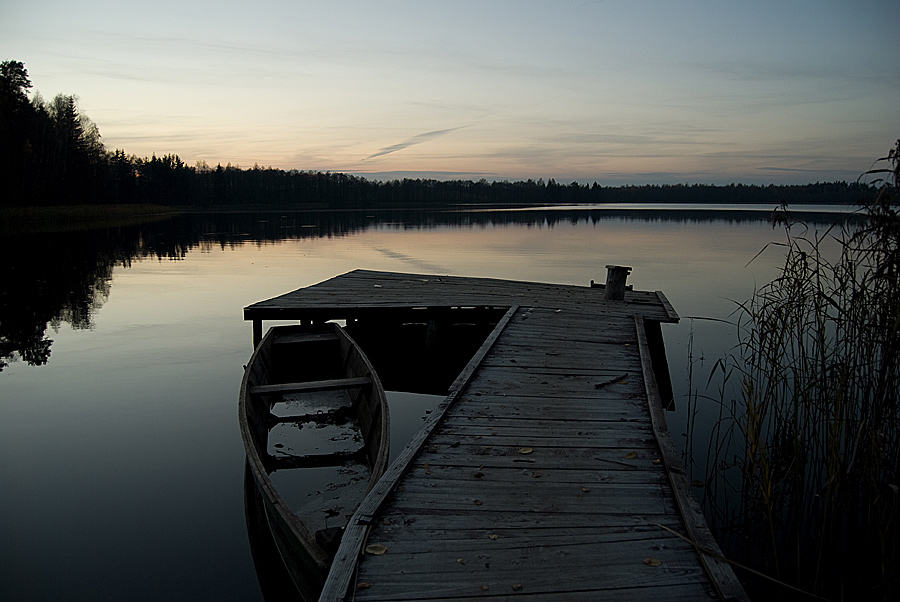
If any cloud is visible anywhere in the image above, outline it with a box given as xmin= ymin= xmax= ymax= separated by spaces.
xmin=758 ymin=167 xmax=825 ymax=173
xmin=346 ymin=171 xmax=498 ymax=183
xmin=363 ymin=126 xmax=468 ymax=161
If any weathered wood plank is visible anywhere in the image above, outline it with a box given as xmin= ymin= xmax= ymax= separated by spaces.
xmin=250 ymin=376 xmax=372 ymax=395
xmin=478 ymin=358 xmax=643 ymax=374
xmin=354 ymin=537 xmax=711 ymax=600
xmin=482 ymin=340 xmax=642 ymax=361
xmin=451 ymin=404 xmax=652 ymax=423
xmin=453 ymin=391 xmax=653 ymax=407
xmin=391 ymin=463 xmax=671 ymax=486
xmin=461 ymin=369 xmax=646 ymax=397
xmin=384 ymin=487 xmax=677 ymax=516
xmin=436 ymin=415 xmax=654 ymax=434
xmin=360 ymin=529 xmax=692 ymax=559
xmin=460 ymin=387 xmax=648 ymax=403
xmin=356 ymin=583 xmax=716 ymax=602
xmin=358 ymin=584 xmax=716 ymax=602
xmin=366 ymin=518 xmax=683 ymax=543
xmin=375 ymin=507 xmax=688 ymax=531
xmin=410 ymin=449 xmax=663 ymax=472
xmin=273 ymin=330 xmax=340 ymax=345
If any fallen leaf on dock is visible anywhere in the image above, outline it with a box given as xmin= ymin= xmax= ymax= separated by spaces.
xmin=691 ymin=480 xmax=705 ymax=487
xmin=365 ymin=544 xmax=388 ymax=555
xmin=357 ymin=582 xmax=371 ymax=589
xmin=422 ymin=463 xmax=432 ymax=474
xmin=472 ymin=471 xmax=485 ymax=478
xmin=581 ymin=487 xmax=591 ymax=493
xmin=481 ymin=585 xmax=489 ymax=591
xmin=512 ymin=583 xmax=523 ymax=591
xmin=474 ymin=499 xmax=484 ymax=505
xmin=488 ymin=534 xmax=499 ymax=540
xmin=594 ymin=373 xmax=629 ymax=388
xmin=652 ymin=458 xmax=661 ymax=465
xmin=643 ymin=557 xmax=661 ymax=567
xmin=625 ymin=451 xmax=638 ymax=459
xmin=457 ymin=558 xmax=465 ymax=565
xmin=532 ymin=471 xmax=542 ymax=478
xmin=518 ymin=447 xmax=533 ymax=454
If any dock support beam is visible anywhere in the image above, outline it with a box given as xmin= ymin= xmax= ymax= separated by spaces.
xmin=252 ymin=319 xmax=262 ymax=348
xmin=604 ymin=265 xmax=632 ymax=300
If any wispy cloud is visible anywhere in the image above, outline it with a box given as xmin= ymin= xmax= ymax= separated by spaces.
xmin=363 ymin=126 xmax=467 ymax=161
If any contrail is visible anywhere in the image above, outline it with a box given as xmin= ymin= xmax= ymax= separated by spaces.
xmin=363 ymin=126 xmax=467 ymax=161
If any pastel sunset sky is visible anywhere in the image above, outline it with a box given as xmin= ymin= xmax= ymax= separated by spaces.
xmin=2 ymin=0 xmax=897 ymax=184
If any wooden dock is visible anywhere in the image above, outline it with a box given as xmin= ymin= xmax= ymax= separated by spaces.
xmin=244 ymin=269 xmax=747 ymax=602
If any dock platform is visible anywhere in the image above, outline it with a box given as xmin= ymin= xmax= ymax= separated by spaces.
xmin=244 ymin=270 xmax=747 ymax=601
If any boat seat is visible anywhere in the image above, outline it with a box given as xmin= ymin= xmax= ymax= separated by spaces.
xmin=250 ymin=376 xmax=372 ymax=396
xmin=272 ymin=331 xmax=340 ymax=345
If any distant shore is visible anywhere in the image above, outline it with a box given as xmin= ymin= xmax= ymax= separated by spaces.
xmin=1 ymin=204 xmax=177 ymax=234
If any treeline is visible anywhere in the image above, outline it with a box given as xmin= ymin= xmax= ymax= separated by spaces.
xmin=1 ymin=60 xmax=873 ymax=209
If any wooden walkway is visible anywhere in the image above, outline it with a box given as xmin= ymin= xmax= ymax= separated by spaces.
xmin=244 ymin=270 xmax=747 ymax=602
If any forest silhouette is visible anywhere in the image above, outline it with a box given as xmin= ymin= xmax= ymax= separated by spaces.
xmin=1 ymin=60 xmax=871 ymax=210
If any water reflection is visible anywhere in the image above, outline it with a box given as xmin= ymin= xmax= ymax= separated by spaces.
xmin=243 ymin=461 xmax=305 ymax=601
xmin=0 ymin=205 xmax=849 ymax=372
xmin=1 ymin=204 xmax=860 ymax=601
xmin=0 ymin=221 xmax=186 ymax=370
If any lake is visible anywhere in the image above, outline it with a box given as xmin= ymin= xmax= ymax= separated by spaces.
xmin=0 ymin=204 xmax=851 ymax=601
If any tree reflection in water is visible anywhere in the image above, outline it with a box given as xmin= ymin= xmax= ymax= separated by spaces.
xmin=1 ymin=205 xmax=836 ymax=372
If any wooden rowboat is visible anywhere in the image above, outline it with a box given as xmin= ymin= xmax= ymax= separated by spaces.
xmin=239 ymin=323 xmax=389 ymax=601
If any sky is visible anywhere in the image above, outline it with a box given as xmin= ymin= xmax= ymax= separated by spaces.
xmin=2 ymin=0 xmax=898 ymax=185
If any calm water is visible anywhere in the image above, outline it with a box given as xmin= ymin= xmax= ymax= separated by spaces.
xmin=0 ymin=205 xmax=851 ymax=601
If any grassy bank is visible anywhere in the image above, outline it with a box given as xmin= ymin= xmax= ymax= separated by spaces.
xmin=1 ymin=204 xmax=177 ymax=234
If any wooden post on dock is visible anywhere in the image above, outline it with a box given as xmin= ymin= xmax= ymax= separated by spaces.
xmin=604 ymin=265 xmax=632 ymax=300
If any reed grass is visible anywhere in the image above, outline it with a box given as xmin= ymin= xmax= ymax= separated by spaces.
xmin=697 ymin=142 xmax=900 ymax=600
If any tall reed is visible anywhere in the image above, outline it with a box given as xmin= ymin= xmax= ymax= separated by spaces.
xmin=699 ymin=142 xmax=900 ymax=600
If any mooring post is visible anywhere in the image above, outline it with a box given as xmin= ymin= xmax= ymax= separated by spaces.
xmin=604 ymin=265 xmax=632 ymax=301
